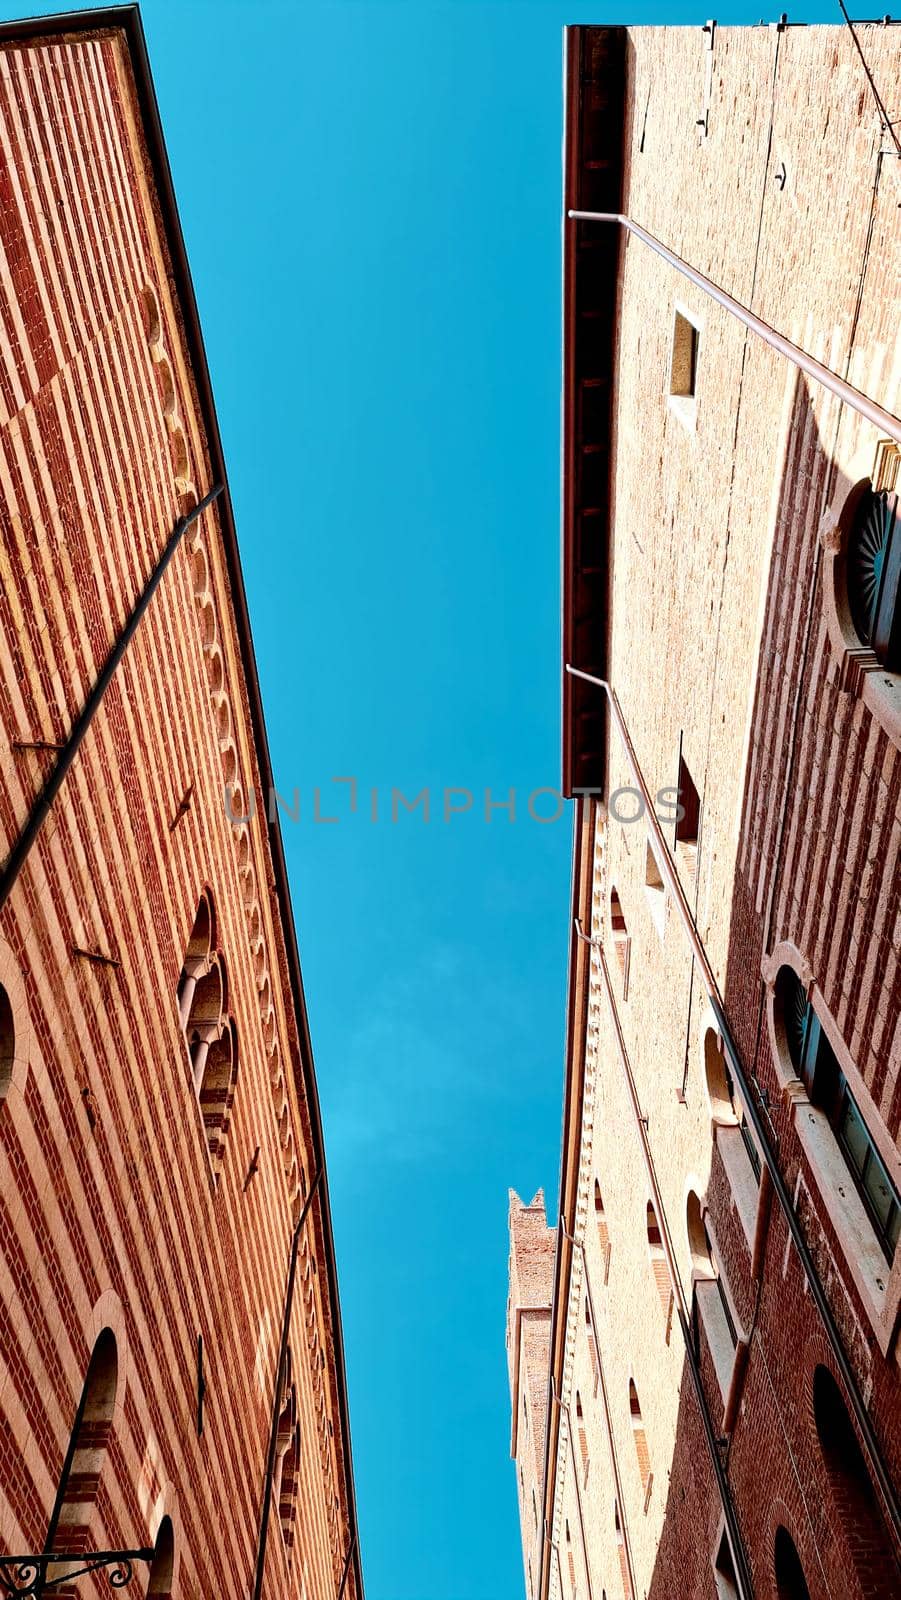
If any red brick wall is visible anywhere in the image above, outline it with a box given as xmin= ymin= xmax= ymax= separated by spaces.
xmin=0 ymin=26 xmax=356 ymax=1599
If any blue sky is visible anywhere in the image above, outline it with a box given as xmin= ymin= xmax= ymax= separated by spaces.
xmin=5 ymin=2 xmax=833 ymax=1595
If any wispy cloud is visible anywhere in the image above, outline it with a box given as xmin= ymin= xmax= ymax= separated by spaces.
xmin=321 ymin=943 xmax=504 ymax=1168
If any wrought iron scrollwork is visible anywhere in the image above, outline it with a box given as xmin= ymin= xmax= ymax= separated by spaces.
xmin=0 ymin=1549 xmax=154 ymax=1596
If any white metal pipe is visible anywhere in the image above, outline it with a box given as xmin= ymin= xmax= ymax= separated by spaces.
xmin=567 ymin=210 xmax=901 ymax=446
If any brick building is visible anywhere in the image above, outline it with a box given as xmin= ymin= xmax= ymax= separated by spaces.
xmin=0 ymin=8 xmax=361 ymax=1598
xmin=508 ymin=22 xmax=901 ymax=1600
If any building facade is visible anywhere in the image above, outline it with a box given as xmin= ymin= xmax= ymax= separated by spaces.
xmin=0 ymin=10 xmax=361 ymax=1598
xmin=509 ymin=22 xmax=901 ymax=1600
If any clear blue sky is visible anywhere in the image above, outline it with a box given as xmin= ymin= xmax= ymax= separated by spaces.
xmin=6 ymin=3 xmax=832 ymax=1596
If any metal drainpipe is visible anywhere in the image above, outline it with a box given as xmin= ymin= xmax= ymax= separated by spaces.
xmin=252 ymin=1168 xmax=323 ymax=1600
xmin=0 ymin=485 xmax=224 ymax=915
xmin=577 ymin=925 xmax=754 ymax=1600
xmin=566 ymin=211 xmax=901 ymax=446
xmin=557 ymin=1220 xmax=636 ymax=1600
xmin=565 ymin=664 xmax=901 ymax=1545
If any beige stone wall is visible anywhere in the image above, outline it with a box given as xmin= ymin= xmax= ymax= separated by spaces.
xmin=533 ymin=21 xmax=901 ymax=1600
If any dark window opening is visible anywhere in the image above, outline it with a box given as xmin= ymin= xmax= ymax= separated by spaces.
xmin=773 ymin=1527 xmax=811 ymax=1600
xmin=713 ymin=1528 xmax=739 ymax=1600
xmin=0 ymin=984 xmax=13 ymax=1103
xmin=724 ymin=1058 xmax=762 ymax=1182
xmin=813 ymin=1365 xmax=901 ymax=1589
xmin=672 ymin=742 xmax=700 ymax=870
xmin=670 ymin=312 xmax=699 ymax=400
xmin=780 ymin=969 xmax=900 ymax=1263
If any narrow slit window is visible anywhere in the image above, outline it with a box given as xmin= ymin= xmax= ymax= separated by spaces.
xmin=675 ymin=749 xmax=701 ymax=874
xmin=713 ymin=1528 xmax=739 ymax=1600
xmin=594 ymin=1180 xmax=611 ymax=1281
xmin=670 ymin=311 xmax=699 ymax=399
xmin=609 ymin=888 xmax=631 ymax=999
xmin=644 ymin=839 xmax=666 ymax=936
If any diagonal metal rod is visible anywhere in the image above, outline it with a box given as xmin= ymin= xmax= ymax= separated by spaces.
xmin=837 ymin=0 xmax=901 ymax=159
xmin=336 ymin=1535 xmax=357 ymax=1600
xmin=0 ymin=485 xmax=223 ymax=916
xmin=567 ymin=210 xmax=901 ymax=445
xmin=565 ymin=663 xmax=901 ymax=1545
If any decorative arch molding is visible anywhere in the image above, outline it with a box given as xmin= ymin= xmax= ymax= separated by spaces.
xmin=698 ymin=1004 xmax=766 ymax=1258
xmin=762 ymin=942 xmax=901 ymax=1354
xmin=818 ymin=442 xmax=901 ymax=749
xmin=86 ymin=1290 xmax=128 ymax=1428
xmin=146 ymin=1487 xmax=181 ymax=1599
xmin=685 ymin=1183 xmax=748 ymax=1425
xmin=770 ymin=1519 xmax=817 ymax=1600
xmin=763 ymin=1501 xmax=815 ymax=1596
xmin=761 ymin=940 xmax=815 ymax=1099
xmin=805 ymin=1355 xmax=901 ymax=1596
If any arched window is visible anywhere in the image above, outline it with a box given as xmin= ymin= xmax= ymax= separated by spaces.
xmin=147 ymin=1516 xmax=174 ymax=1597
xmin=645 ymin=1201 xmax=672 ymax=1335
xmin=703 ymin=1026 xmax=761 ymax=1249
xmin=773 ymin=1526 xmax=811 ymax=1600
xmin=614 ymin=1500 xmax=632 ymax=1599
xmin=778 ymin=967 xmax=900 ymax=1264
xmin=847 ymin=485 xmax=900 ymax=670
xmin=628 ymin=1380 xmax=651 ymax=1503
xmin=0 ymin=983 xmax=14 ymax=1105
xmin=687 ymin=1190 xmax=738 ymax=1405
xmin=278 ymin=1424 xmax=299 ymax=1554
xmin=594 ymin=1180 xmax=611 ymax=1282
xmin=178 ymin=898 xmax=239 ymax=1172
xmin=45 ymin=1330 xmax=118 ymax=1580
xmin=186 ymin=957 xmax=226 ymax=1092
xmin=575 ymin=1392 xmax=589 ymax=1481
xmin=274 ymin=1351 xmax=299 ymax=1555
xmin=812 ymin=1365 xmax=900 ymax=1590
xmin=609 ymin=888 xmax=630 ymax=999
xmin=178 ymin=895 xmax=213 ymax=1027
xmin=199 ymin=1019 xmax=238 ymax=1172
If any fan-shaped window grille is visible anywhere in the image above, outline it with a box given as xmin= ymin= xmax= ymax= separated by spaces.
xmin=847 ymin=487 xmax=901 ymax=670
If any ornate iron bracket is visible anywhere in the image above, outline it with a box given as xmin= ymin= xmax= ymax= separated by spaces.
xmin=0 ymin=1549 xmax=155 ymax=1596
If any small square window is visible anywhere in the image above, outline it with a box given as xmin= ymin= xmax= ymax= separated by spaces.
xmin=670 ymin=311 xmax=699 ymax=398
